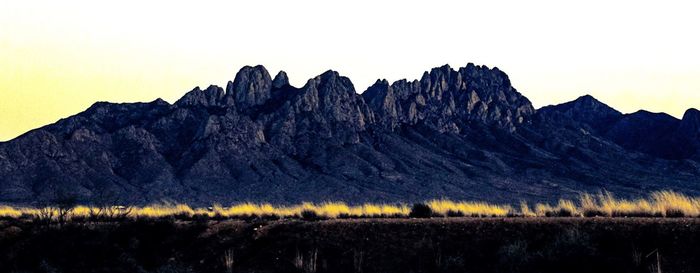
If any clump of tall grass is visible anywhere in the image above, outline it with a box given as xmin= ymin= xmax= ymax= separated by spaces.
xmin=427 ymin=200 xmax=512 ymax=217
xmin=652 ymin=191 xmax=700 ymax=217
xmin=550 ymin=200 xmax=580 ymax=217
xmin=528 ymin=199 xmax=583 ymax=217
xmin=592 ymin=192 xmax=659 ymax=217
xmin=515 ymin=190 xmax=700 ymax=218
xmin=536 ymin=190 xmax=700 ymax=218
xmin=519 ymin=201 xmax=536 ymax=217
xmin=569 ymin=191 xmax=700 ymax=217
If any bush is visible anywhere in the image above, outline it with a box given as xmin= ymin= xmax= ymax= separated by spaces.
xmin=546 ymin=208 xmax=573 ymax=217
xmin=665 ymin=209 xmax=685 ymax=218
xmin=300 ymin=210 xmax=322 ymax=221
xmin=191 ymin=213 xmax=210 ymax=223
xmin=409 ymin=203 xmax=433 ymax=218
xmin=446 ymin=210 xmax=465 ymax=217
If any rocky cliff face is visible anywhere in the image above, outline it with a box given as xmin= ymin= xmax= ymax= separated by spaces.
xmin=362 ymin=64 xmax=534 ymax=133
xmin=678 ymin=109 xmax=700 ymax=144
xmin=0 ymin=64 xmax=698 ymax=205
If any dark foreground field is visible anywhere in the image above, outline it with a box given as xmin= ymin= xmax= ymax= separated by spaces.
xmin=1 ymin=217 xmax=699 ymax=273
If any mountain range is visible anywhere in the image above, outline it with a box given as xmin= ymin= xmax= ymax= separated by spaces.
xmin=1 ymin=64 xmax=699 ymax=205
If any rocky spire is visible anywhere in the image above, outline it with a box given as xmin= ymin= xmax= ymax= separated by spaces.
xmin=678 ymin=108 xmax=700 ymax=139
xmin=272 ymin=71 xmax=290 ymax=89
xmin=227 ymin=65 xmax=273 ymax=110
xmin=264 ymin=69 xmax=373 ymax=150
xmin=362 ymin=79 xmax=398 ymax=128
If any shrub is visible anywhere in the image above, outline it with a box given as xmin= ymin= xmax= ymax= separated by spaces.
xmin=547 ymin=208 xmax=573 ymax=217
xmin=409 ymin=203 xmax=433 ymax=218
xmin=446 ymin=210 xmax=465 ymax=217
xmin=337 ymin=213 xmax=352 ymax=219
xmin=665 ymin=209 xmax=685 ymax=218
xmin=427 ymin=200 xmax=511 ymax=217
xmin=583 ymin=209 xmax=606 ymax=217
xmin=191 ymin=213 xmax=210 ymax=223
xmin=300 ymin=209 xmax=322 ymax=221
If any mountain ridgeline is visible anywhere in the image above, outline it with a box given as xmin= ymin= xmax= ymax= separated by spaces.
xmin=0 ymin=64 xmax=699 ymax=205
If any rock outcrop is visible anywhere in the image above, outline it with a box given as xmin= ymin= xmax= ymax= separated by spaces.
xmin=228 ymin=65 xmax=273 ymax=110
xmin=362 ymin=64 xmax=534 ymax=133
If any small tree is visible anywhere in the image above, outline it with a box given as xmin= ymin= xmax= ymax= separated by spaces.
xmin=36 ymin=205 xmax=56 ymax=226
xmin=90 ymin=190 xmax=132 ymax=222
xmin=53 ymin=191 xmax=77 ymax=227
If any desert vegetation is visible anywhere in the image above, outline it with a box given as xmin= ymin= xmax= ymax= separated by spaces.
xmin=1 ymin=191 xmax=700 ymax=221
xmin=1 ymin=191 xmax=699 ymax=272
xmin=0 ymin=216 xmax=696 ymax=273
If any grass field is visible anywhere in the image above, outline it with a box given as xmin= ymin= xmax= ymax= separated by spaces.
xmin=1 ymin=190 xmax=700 ymax=221
xmin=1 ymin=191 xmax=698 ymax=273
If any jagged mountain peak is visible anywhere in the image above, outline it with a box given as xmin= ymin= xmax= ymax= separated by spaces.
xmin=362 ymin=64 xmax=534 ymax=132
xmin=151 ymin=98 xmax=170 ymax=106
xmin=374 ymin=79 xmax=390 ymax=86
xmin=228 ymin=65 xmax=273 ymax=109
xmin=573 ymin=94 xmax=601 ymax=104
xmin=301 ymin=70 xmax=357 ymax=98
xmin=426 ymin=64 xmax=454 ymax=76
xmin=314 ymin=70 xmax=353 ymax=87
xmin=272 ymin=70 xmax=290 ymax=89
xmin=171 ymin=64 xmax=533 ymax=133
xmin=363 ymin=79 xmax=391 ymax=99
xmin=176 ymin=85 xmax=228 ymax=107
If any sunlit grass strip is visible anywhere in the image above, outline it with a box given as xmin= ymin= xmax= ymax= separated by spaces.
xmin=0 ymin=206 xmax=24 ymax=218
xmin=578 ymin=191 xmax=700 ymax=217
xmin=3 ymin=191 xmax=700 ymax=220
xmin=206 ymin=202 xmax=411 ymax=218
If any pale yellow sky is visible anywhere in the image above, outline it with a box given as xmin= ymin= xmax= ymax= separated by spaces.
xmin=1 ymin=0 xmax=699 ymax=141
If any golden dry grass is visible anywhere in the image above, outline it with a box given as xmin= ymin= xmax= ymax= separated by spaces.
xmin=427 ymin=200 xmax=511 ymax=217
xmin=562 ymin=190 xmax=700 ymax=217
xmin=2 ymin=191 xmax=700 ymax=220
xmin=205 ymin=202 xmax=411 ymax=218
xmin=0 ymin=202 xmax=412 ymax=220
xmin=0 ymin=205 xmax=24 ymax=218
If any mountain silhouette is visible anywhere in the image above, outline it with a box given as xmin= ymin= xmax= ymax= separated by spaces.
xmin=0 ymin=64 xmax=698 ymax=205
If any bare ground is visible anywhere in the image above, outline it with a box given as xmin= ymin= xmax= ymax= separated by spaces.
xmin=1 ymin=217 xmax=699 ymax=273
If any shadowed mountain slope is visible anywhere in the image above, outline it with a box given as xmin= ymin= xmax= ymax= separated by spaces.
xmin=0 ymin=64 xmax=698 ymax=205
